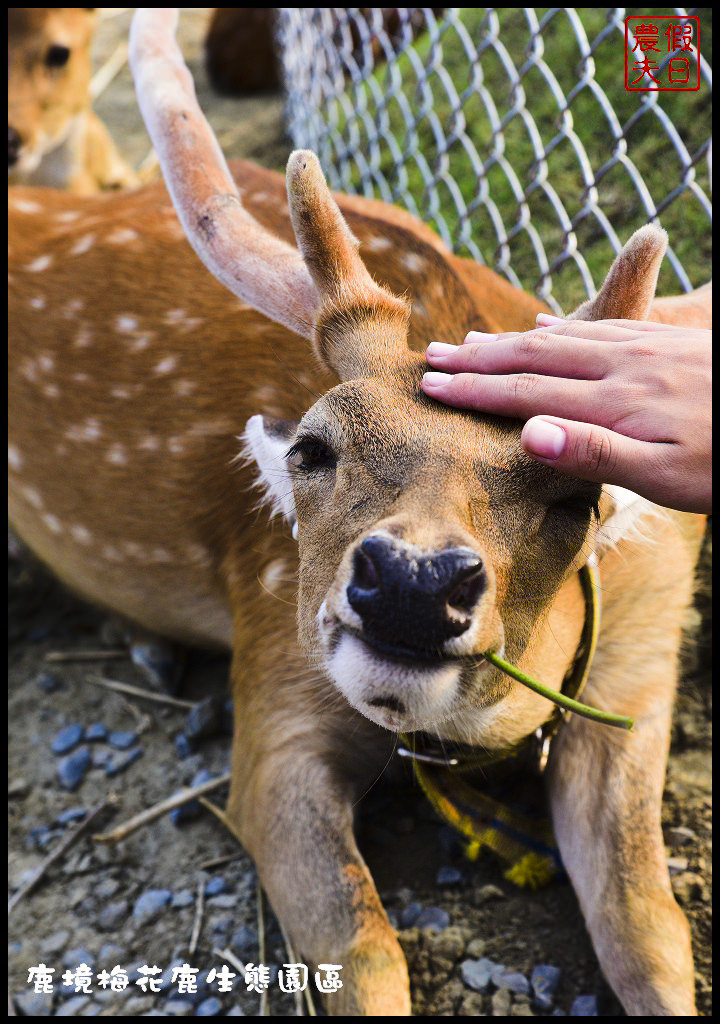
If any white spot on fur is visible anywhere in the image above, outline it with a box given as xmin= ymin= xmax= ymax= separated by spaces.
xmin=38 ymin=353 xmax=55 ymax=373
xmin=129 ymin=334 xmax=152 ymax=352
xmin=150 ymin=547 xmax=172 ymax=563
xmin=413 ymin=299 xmax=427 ymax=318
xmin=403 ymin=252 xmax=427 ymax=273
xmin=42 ymin=513 xmax=63 ymax=535
xmin=106 ymin=444 xmax=127 ymax=466
xmin=167 ymin=437 xmax=185 ymax=455
xmin=187 ymin=543 xmax=211 ymax=566
xmin=29 ymin=296 xmax=46 ymax=311
xmin=138 ymin=435 xmax=161 ymax=452
xmin=154 ymin=355 xmax=178 ymax=375
xmin=123 ymin=540 xmax=145 ymax=558
xmin=179 ymin=317 xmax=203 ymax=333
xmin=163 ymin=309 xmax=186 ymax=324
xmin=260 ymin=558 xmax=290 ymax=594
xmin=70 ymin=234 xmax=96 ymax=256
xmin=70 ymin=524 xmax=92 ymax=545
xmin=21 ymin=359 xmax=39 ymax=383
xmin=26 ymin=254 xmax=54 ymax=272
xmin=61 ymin=298 xmax=85 ymax=319
xmin=43 ymin=383 xmax=60 ymax=399
xmin=54 ymin=210 xmax=81 ymax=222
xmin=11 ymin=197 xmax=42 ymax=214
xmin=364 ymin=235 xmax=392 ymax=253
xmin=73 ymin=326 xmax=93 ymax=348
xmin=66 ymin=418 xmax=102 ymax=442
xmin=110 ymin=386 xmax=131 ymax=399
xmin=73 ymin=372 xmax=90 ymax=383
xmin=174 ymin=380 xmax=196 ymax=397
xmin=107 ymin=228 xmax=138 ymax=244
xmin=101 ymin=544 xmax=123 ymax=562
xmin=116 ymin=315 xmax=139 ymax=334
xmin=8 ymin=445 xmax=23 ymax=470
xmin=21 ymin=485 xmax=43 ymax=509
xmin=250 ymin=191 xmax=270 ymax=204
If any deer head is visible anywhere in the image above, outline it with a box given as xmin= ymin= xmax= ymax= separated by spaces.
xmin=130 ymin=10 xmax=668 ymax=747
xmin=8 ymin=8 xmax=98 ymax=180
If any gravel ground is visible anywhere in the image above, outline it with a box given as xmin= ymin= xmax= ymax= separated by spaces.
xmin=8 ymin=9 xmax=712 ymax=1018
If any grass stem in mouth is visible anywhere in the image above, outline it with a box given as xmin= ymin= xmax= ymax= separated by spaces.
xmin=484 ymin=650 xmax=634 ymax=731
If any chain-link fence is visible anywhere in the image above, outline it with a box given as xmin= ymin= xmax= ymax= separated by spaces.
xmin=277 ymin=8 xmax=712 ymax=312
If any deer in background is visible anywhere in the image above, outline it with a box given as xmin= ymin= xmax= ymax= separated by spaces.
xmin=8 ymin=8 xmax=710 ymax=1016
xmin=8 ymin=7 xmax=138 ymax=193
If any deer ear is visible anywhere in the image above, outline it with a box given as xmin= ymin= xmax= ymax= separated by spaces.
xmin=569 ymin=225 xmax=668 ymax=322
xmin=243 ymin=415 xmax=297 ymax=530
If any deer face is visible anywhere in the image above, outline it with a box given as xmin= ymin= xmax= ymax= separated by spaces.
xmin=8 ymin=8 xmax=96 ymax=179
xmin=246 ymin=357 xmax=604 ymax=740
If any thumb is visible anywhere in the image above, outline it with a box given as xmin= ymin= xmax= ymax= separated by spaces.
xmin=520 ymin=416 xmax=659 ymax=490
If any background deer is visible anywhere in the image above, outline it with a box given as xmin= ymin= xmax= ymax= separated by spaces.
xmin=8 ymin=8 xmax=710 ymax=1016
xmin=8 ymin=7 xmax=138 ymax=193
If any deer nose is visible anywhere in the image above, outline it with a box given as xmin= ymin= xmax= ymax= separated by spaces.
xmin=8 ymin=125 xmax=22 ymax=167
xmin=346 ymin=535 xmax=486 ymax=654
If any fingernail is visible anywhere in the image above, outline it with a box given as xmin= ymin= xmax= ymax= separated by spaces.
xmin=423 ymin=371 xmax=454 ymax=387
xmin=536 ymin=313 xmax=564 ymax=326
xmin=523 ymin=418 xmax=566 ymax=459
xmin=426 ymin=342 xmax=458 ymax=358
xmin=464 ymin=331 xmax=497 ymax=343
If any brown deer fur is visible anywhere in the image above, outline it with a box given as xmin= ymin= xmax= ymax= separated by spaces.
xmin=7 ymin=9 xmax=710 ymax=1016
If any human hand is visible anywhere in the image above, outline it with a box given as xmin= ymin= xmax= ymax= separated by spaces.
xmin=422 ymin=315 xmax=711 ymax=514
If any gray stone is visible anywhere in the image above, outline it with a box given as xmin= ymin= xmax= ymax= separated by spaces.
xmin=494 ymin=970 xmax=530 ymax=995
xmin=85 ymin=724 xmax=108 ymax=742
xmin=39 ymin=929 xmax=71 ymax=955
xmin=184 ymin=696 xmax=225 ymax=740
xmin=172 ymin=889 xmax=195 ymax=908
xmin=63 ymin=949 xmax=95 ymax=969
xmin=105 ymin=747 xmax=143 ymax=776
xmin=666 ymin=825 xmax=697 ymax=846
xmin=56 ymin=806 xmax=88 ymax=827
xmin=133 ymin=889 xmax=172 ymax=925
xmin=163 ymin=1000 xmax=195 ymax=1016
xmin=57 ymin=747 xmax=91 ymax=790
xmin=531 ymin=965 xmax=561 ymax=1011
xmin=466 ymin=938 xmax=487 ymax=958
xmin=415 ymin=906 xmax=450 ymax=931
xmin=55 ymin=995 xmax=92 ymax=1015
xmin=207 ymin=893 xmax=238 ymax=909
xmin=230 ymin=925 xmax=257 ymax=950
xmin=460 ymin=958 xmax=496 ymax=992
xmin=108 ymin=731 xmax=138 ymax=750
xmin=474 ymin=883 xmax=506 ymax=905
xmin=124 ymin=996 xmax=156 ymax=1014
xmin=492 ymin=988 xmax=512 ymax=1015
xmin=436 ymin=865 xmax=463 ymax=886
xmin=12 ymin=991 xmax=53 ymax=1016
xmin=97 ymin=900 xmax=130 ymax=931
xmin=204 ymin=876 xmax=227 ymax=896
xmin=95 ymin=877 xmax=122 ymax=900
xmin=570 ymin=995 xmax=599 ymax=1016
xmin=196 ymin=996 xmax=223 ymax=1015
xmin=52 ymin=725 xmax=85 ymax=754
xmin=399 ymin=901 xmax=423 ymax=928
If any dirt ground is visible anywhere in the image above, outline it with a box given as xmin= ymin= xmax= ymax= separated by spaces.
xmin=8 ymin=9 xmax=712 ymax=1018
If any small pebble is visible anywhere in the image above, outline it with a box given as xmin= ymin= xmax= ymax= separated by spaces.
xmin=205 ymin=876 xmax=227 ymax=896
xmin=95 ymin=877 xmax=121 ymax=900
xmin=106 ymin=747 xmax=143 ymax=776
xmin=57 ymin=747 xmax=91 ymax=790
xmin=97 ymin=900 xmax=129 ymax=931
xmin=184 ymin=696 xmax=225 ymax=741
xmin=531 ymin=965 xmax=561 ymax=1011
xmin=92 ymin=748 xmax=112 ymax=768
xmin=207 ymin=893 xmax=238 ymax=909
xmin=163 ymin=1001 xmax=195 ymax=1016
xmin=466 ymin=938 xmax=487 ymax=958
xmin=37 ymin=671 xmax=63 ymax=692
xmin=12 ymin=991 xmax=53 ymax=1015
xmin=492 ymin=988 xmax=512 ymax=1015
xmin=175 ymin=733 xmax=195 ymax=759
xmin=436 ymin=865 xmax=463 ymax=886
xmin=8 ymin=777 xmax=31 ymax=798
xmin=170 ymin=801 xmax=202 ymax=826
xmin=474 ymin=883 xmax=506 ymax=905
xmin=231 ymin=925 xmax=258 ymax=950
xmin=461 ymin=958 xmax=495 ymax=992
xmin=399 ymin=902 xmax=423 ymax=928
xmin=133 ymin=889 xmax=172 ymax=925
xmin=172 ymin=889 xmax=195 ymax=909
xmin=108 ymin=731 xmax=138 ymax=750
xmin=415 ymin=906 xmax=450 ymax=931
xmin=666 ymin=825 xmax=696 ymax=846
xmin=570 ymin=995 xmax=599 ymax=1016
xmin=493 ymin=970 xmax=530 ymax=995
xmin=56 ymin=806 xmax=88 ymax=826
xmin=196 ymin=996 xmax=223 ymax=1016
xmin=63 ymin=949 xmax=95 ymax=969
xmin=85 ymin=724 xmax=108 ymax=742
xmin=40 ymin=929 xmax=71 ymax=955
xmin=226 ymin=1008 xmax=245 ymax=1016
xmin=52 ymin=724 xmax=85 ymax=755
xmin=667 ymin=855 xmax=689 ymax=875
xmin=55 ymin=995 xmax=91 ymax=1016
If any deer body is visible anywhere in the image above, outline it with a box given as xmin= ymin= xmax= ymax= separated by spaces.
xmin=8 ymin=10 xmax=710 ymax=1016
xmin=8 ymin=8 xmax=138 ymax=194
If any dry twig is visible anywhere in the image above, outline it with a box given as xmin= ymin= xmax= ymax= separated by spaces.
xmin=45 ymin=648 xmax=127 ymax=663
xmin=8 ymin=796 xmax=118 ymax=915
xmin=87 ymin=674 xmax=194 ymax=709
xmin=93 ymin=773 xmax=231 ymax=843
xmin=188 ymin=878 xmax=205 ymax=956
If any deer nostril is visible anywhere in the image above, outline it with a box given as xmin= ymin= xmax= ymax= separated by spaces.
xmin=447 ymin=563 xmax=485 ymax=615
xmin=352 ymin=547 xmax=379 ymax=591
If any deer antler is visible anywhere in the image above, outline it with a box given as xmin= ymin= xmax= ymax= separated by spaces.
xmin=129 ymin=8 xmax=319 ymax=340
xmin=129 ymin=8 xmax=409 ymax=380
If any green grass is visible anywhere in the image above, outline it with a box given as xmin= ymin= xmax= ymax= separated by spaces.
xmin=324 ymin=7 xmax=711 ymax=309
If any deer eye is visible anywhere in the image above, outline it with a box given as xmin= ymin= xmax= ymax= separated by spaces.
xmin=45 ymin=45 xmax=71 ymax=69
xmin=551 ymin=495 xmax=601 ymax=523
xmin=286 ymin=437 xmax=336 ymax=473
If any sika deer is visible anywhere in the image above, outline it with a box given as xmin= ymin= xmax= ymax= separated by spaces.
xmin=8 ymin=8 xmax=138 ymax=193
xmin=8 ymin=8 xmax=710 ymax=1016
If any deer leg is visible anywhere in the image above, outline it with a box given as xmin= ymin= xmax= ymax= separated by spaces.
xmin=547 ymin=706 xmax=695 ymax=1015
xmin=225 ymin=673 xmax=411 ymax=1016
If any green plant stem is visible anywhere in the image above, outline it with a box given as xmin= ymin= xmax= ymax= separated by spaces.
xmin=484 ymin=650 xmax=634 ymax=731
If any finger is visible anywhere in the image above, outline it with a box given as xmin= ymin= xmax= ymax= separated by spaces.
xmin=422 ymin=370 xmax=614 ymax=424
xmin=427 ymin=333 xmax=611 ymax=380
xmin=520 ymin=415 xmax=675 ymax=499
xmin=463 ymin=319 xmax=677 ymax=348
